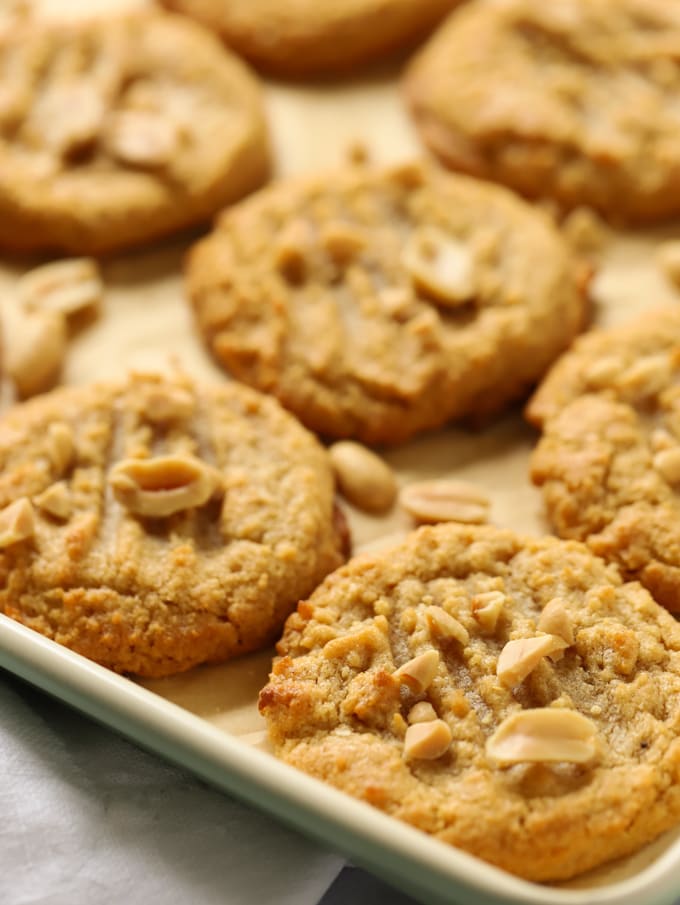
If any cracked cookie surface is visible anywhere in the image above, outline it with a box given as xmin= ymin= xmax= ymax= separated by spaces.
xmin=0 ymin=11 xmax=269 ymax=253
xmin=187 ymin=161 xmax=585 ymax=445
xmin=404 ymin=0 xmax=680 ymax=223
xmin=529 ymin=307 xmax=680 ymax=612
xmin=160 ymin=0 xmax=457 ymax=77
xmin=259 ymin=523 xmax=680 ymax=881
xmin=0 ymin=372 xmax=346 ymax=677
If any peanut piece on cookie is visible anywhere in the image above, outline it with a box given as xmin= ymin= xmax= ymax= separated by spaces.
xmin=34 ymin=482 xmax=72 ymax=520
xmin=109 ymin=454 xmax=222 ymax=517
xmin=47 ymin=423 xmax=74 ymax=475
xmin=653 ymin=447 xmax=680 ymax=485
xmin=329 ymin=441 xmax=397 ymax=514
xmin=403 ymin=226 xmax=476 ymax=307
xmin=407 ymin=701 xmax=437 ymax=724
xmin=497 ymin=635 xmax=568 ymax=687
xmin=425 ymin=605 xmax=469 ymax=645
xmin=403 ymin=719 xmax=452 ymax=761
xmin=472 ymin=591 xmax=506 ymax=633
xmin=104 ymin=110 xmax=179 ymax=169
xmin=537 ymin=599 xmax=574 ymax=645
xmin=0 ymin=498 xmax=35 ymax=547
xmin=487 ymin=708 xmax=598 ymax=765
xmin=395 ymin=649 xmax=439 ymax=693
xmin=400 ymin=479 xmax=490 ymax=525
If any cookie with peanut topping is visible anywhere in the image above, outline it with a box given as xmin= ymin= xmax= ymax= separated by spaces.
xmin=159 ymin=0 xmax=457 ymax=78
xmin=187 ymin=160 xmax=586 ymax=445
xmin=528 ymin=307 xmax=680 ymax=611
xmin=404 ymin=0 xmax=680 ymax=224
xmin=0 ymin=372 xmax=347 ymax=677
xmin=259 ymin=524 xmax=680 ymax=880
xmin=0 ymin=11 xmax=269 ymax=253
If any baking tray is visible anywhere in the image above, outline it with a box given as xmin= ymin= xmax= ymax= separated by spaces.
xmin=3 ymin=1 xmax=680 ymax=902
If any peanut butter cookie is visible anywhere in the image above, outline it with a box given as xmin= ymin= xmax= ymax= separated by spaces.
xmin=259 ymin=523 xmax=680 ymax=881
xmin=404 ymin=0 xmax=680 ymax=224
xmin=0 ymin=11 xmax=269 ymax=253
xmin=160 ymin=0 xmax=457 ymax=78
xmin=187 ymin=161 xmax=586 ymax=445
xmin=528 ymin=307 xmax=680 ymax=612
xmin=0 ymin=372 xmax=347 ymax=677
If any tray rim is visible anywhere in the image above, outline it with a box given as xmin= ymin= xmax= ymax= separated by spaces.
xmin=1 ymin=613 xmax=679 ymax=905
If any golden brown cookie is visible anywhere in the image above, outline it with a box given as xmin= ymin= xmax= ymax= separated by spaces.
xmin=259 ymin=523 xmax=680 ymax=881
xmin=404 ymin=0 xmax=680 ymax=224
xmin=160 ymin=0 xmax=458 ymax=78
xmin=187 ymin=161 xmax=586 ymax=445
xmin=528 ymin=307 xmax=680 ymax=611
xmin=0 ymin=11 xmax=269 ymax=253
xmin=0 ymin=372 xmax=347 ymax=677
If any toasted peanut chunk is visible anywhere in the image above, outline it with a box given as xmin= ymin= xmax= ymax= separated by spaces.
xmin=619 ymin=355 xmax=670 ymax=398
xmin=407 ymin=701 xmax=437 ymax=724
xmin=3 ymin=306 xmax=67 ymax=398
xmin=328 ymin=441 xmax=396 ymax=514
xmin=0 ymin=498 xmax=35 ymax=547
xmin=34 ymin=482 xmax=72 ymax=520
xmin=486 ymin=708 xmax=598 ymax=765
xmin=139 ymin=384 xmax=194 ymax=424
xmin=584 ymin=355 xmax=622 ymax=388
xmin=47 ymin=422 xmax=74 ymax=475
xmin=403 ymin=719 xmax=452 ymax=760
xmin=395 ymin=649 xmax=439 ymax=693
xmin=104 ymin=110 xmax=179 ymax=168
xmin=537 ymin=599 xmax=574 ymax=645
xmin=320 ymin=221 xmax=366 ymax=264
xmin=653 ymin=447 xmax=680 ymax=485
xmin=651 ymin=428 xmax=675 ymax=452
xmin=400 ymin=479 xmax=489 ymax=525
xmin=496 ymin=635 xmax=568 ymax=687
xmin=274 ymin=219 xmax=312 ymax=283
xmin=657 ymin=240 xmax=680 ymax=287
xmin=472 ymin=591 xmax=506 ymax=633
xmin=403 ymin=226 xmax=476 ymax=307
xmin=18 ymin=258 xmax=102 ymax=320
xmin=109 ymin=454 xmax=222 ymax=517
xmin=425 ymin=605 xmax=469 ymax=645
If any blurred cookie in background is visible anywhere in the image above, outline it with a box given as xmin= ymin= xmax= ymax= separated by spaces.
xmin=0 ymin=10 xmax=269 ymax=253
xmin=404 ymin=0 xmax=680 ymax=224
xmin=160 ymin=0 xmax=458 ymax=78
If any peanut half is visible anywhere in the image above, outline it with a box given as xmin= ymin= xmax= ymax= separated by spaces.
xmin=425 ymin=605 xmax=469 ymax=645
xmin=0 ymin=498 xmax=35 ymax=547
xmin=109 ymin=454 xmax=222 ymax=518
xmin=399 ymin=479 xmax=490 ymax=525
xmin=403 ymin=226 xmax=476 ymax=307
xmin=537 ymin=598 xmax=574 ymax=645
xmin=18 ymin=258 xmax=102 ymax=320
xmin=394 ymin=649 xmax=439 ymax=694
xmin=496 ymin=634 xmax=568 ymax=687
xmin=328 ymin=441 xmax=397 ymax=514
xmin=2 ymin=305 xmax=67 ymax=399
xmin=487 ymin=708 xmax=598 ymax=765
xmin=403 ymin=719 xmax=452 ymax=761
xmin=472 ymin=591 xmax=506 ymax=633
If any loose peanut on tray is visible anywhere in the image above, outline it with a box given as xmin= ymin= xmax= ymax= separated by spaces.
xmin=18 ymin=258 xmax=102 ymax=319
xmin=328 ymin=441 xmax=397 ymax=514
xmin=399 ymin=479 xmax=490 ymax=525
xmin=2 ymin=305 xmax=67 ymax=399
